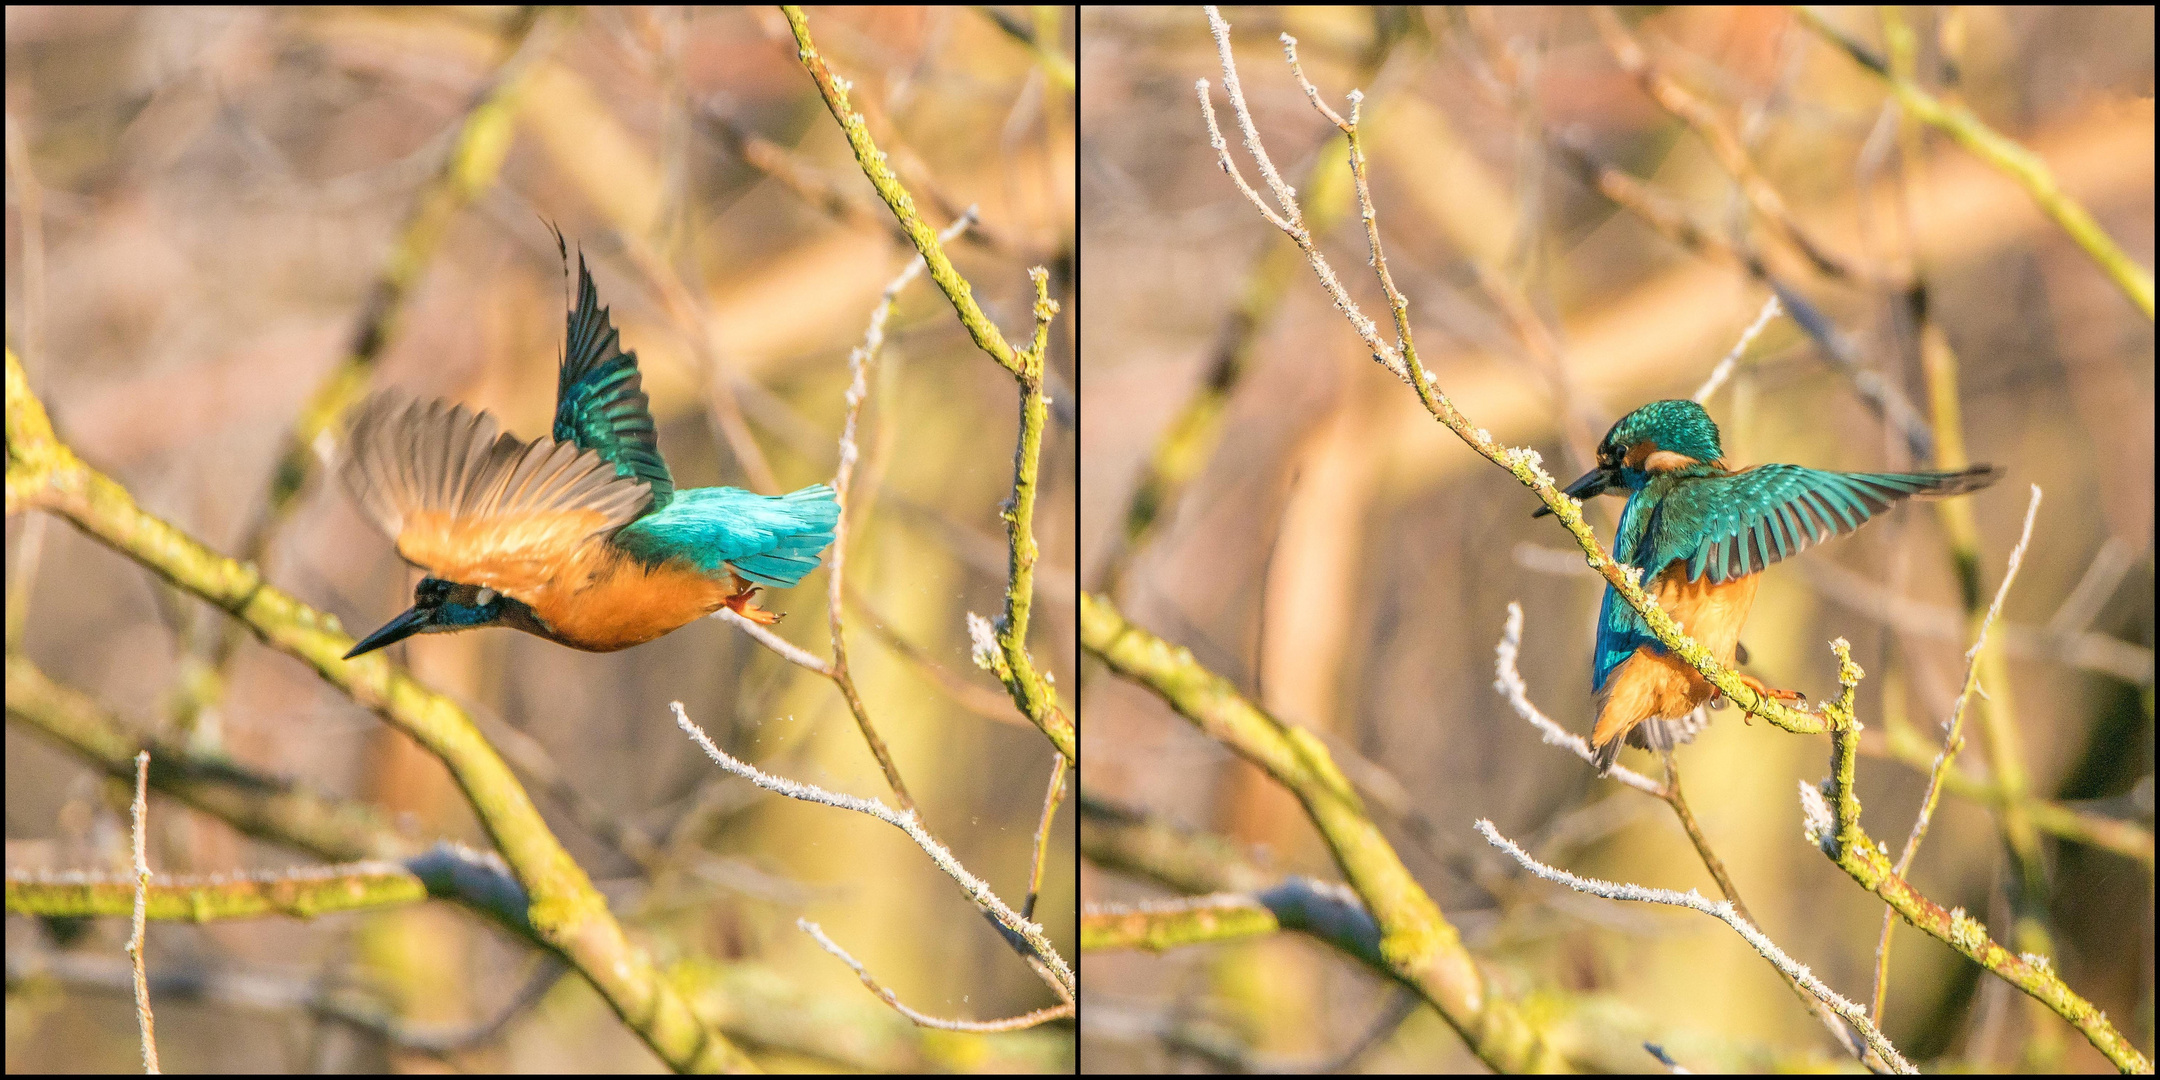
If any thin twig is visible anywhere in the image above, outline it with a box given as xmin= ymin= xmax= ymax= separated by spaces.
xmin=1894 ymin=484 xmax=2043 ymax=876
xmin=715 ymin=608 xmax=830 ymax=675
xmin=1695 ymin=294 xmax=1783 ymax=402
xmin=127 ymin=750 xmax=161 ymax=1074
xmin=1024 ymin=754 xmax=1069 ymax=921
xmin=1283 ymin=35 xmax=1419 ymax=378
xmin=1493 ymin=603 xmax=1662 ymax=796
xmin=672 ymin=702 xmax=1074 ymax=1001
xmin=798 ymin=918 xmax=1073 ymax=1032
xmin=1476 ymin=818 xmax=1914 ymax=1074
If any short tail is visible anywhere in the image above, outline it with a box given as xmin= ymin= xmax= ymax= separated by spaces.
xmin=727 ymin=484 xmax=840 ymax=588
xmin=1591 ymin=736 xmax=1623 ymax=776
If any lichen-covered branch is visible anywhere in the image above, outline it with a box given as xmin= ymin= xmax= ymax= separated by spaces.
xmin=785 ymin=6 xmax=1073 ymax=762
xmin=1081 ymin=592 xmax=1568 ymax=1072
xmin=1084 ymin=877 xmax=1386 ymax=973
xmin=1802 ymin=642 xmax=2150 ymax=1073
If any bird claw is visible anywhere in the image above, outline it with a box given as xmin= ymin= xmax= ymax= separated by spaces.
xmin=724 ymin=585 xmax=782 ymax=625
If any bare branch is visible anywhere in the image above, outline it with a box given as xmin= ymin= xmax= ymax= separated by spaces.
xmin=1475 ymin=818 xmax=1914 ymax=1074
xmin=127 ymin=750 xmax=161 ymax=1074
xmin=798 ymin=918 xmax=1073 ymax=1032
xmin=671 ymin=702 xmax=1074 ymax=1001
xmin=1694 ymin=294 xmax=1784 ymax=403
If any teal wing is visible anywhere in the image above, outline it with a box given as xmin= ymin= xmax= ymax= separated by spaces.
xmin=554 ymin=254 xmax=674 ymax=510
xmin=1656 ymin=464 xmax=2000 ymax=585
xmin=1591 ymin=463 xmax=1998 ymax=691
xmin=614 ymin=484 xmax=841 ymax=588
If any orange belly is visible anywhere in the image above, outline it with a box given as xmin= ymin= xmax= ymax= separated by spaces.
xmin=522 ymin=547 xmax=734 ymax=652
xmin=1592 ymin=566 xmax=1760 ymax=758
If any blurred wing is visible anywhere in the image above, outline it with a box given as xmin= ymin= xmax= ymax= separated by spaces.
xmin=1661 ymin=464 xmax=2001 ymax=585
xmin=343 ymin=394 xmax=652 ymax=595
xmin=554 ymin=254 xmax=674 ymax=508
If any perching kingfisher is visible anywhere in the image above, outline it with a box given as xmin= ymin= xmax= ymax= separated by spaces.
xmin=339 ymin=254 xmax=840 ymax=659
xmin=1535 ymin=399 xmax=1999 ymax=774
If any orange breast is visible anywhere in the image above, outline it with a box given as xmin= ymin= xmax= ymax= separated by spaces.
xmin=1592 ymin=565 xmax=1762 ymax=749
xmin=519 ymin=545 xmax=733 ymax=652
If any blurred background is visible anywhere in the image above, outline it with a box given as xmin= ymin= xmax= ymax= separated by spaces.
xmin=7 ymin=6 xmax=1072 ymax=1072
xmin=1081 ymin=6 xmax=2150 ymax=1073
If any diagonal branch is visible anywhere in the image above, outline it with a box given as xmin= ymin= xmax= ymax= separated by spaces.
xmin=672 ymin=702 xmax=1075 ymax=1003
xmin=1476 ymin=819 xmax=1914 ymax=1074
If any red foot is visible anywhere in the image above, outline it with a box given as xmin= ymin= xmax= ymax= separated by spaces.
xmin=724 ymin=575 xmax=783 ymax=625
xmin=1739 ymin=672 xmax=1805 ymax=702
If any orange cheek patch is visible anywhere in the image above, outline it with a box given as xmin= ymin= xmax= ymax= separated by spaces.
xmin=1622 ymin=441 xmax=1698 ymax=472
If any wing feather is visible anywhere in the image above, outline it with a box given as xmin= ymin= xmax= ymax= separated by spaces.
xmin=343 ymin=394 xmax=651 ymax=595
xmin=1658 ymin=464 xmax=2000 ymax=585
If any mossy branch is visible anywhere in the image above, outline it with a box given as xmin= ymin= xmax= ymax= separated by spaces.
xmin=1803 ymin=642 xmax=2150 ymax=1073
xmin=1081 ymin=592 xmax=1569 ymax=1072
xmin=785 ymin=5 xmax=1073 ymax=762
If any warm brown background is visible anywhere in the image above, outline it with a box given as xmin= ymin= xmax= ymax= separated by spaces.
xmin=1081 ymin=6 xmax=2150 ymax=1072
xmin=7 ymin=6 xmax=1072 ymax=1072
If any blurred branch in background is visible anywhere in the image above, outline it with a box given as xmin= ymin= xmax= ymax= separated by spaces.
xmin=1798 ymin=7 xmax=2154 ymax=318
xmin=1082 ymin=590 xmax=1570 ymax=1071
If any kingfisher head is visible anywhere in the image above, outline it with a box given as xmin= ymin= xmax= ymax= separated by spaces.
xmin=1533 ymin=400 xmax=1724 ymax=517
xmin=344 ymin=576 xmax=542 ymax=659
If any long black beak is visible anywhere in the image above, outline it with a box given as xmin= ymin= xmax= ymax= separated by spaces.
xmin=345 ymin=605 xmax=432 ymax=659
xmin=1531 ymin=464 xmax=1619 ymax=518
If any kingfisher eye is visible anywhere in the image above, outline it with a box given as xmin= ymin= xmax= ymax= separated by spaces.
xmin=477 ymin=588 xmax=498 ymax=605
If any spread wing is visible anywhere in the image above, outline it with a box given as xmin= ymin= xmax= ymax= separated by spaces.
xmin=1591 ymin=462 xmax=1997 ymax=690
xmin=343 ymin=394 xmax=652 ymax=596
xmin=1656 ymin=464 xmax=2001 ymax=585
xmin=554 ymin=254 xmax=674 ymax=509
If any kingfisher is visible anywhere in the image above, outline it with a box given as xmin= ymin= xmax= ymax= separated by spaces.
xmin=339 ymin=254 xmax=840 ymax=659
xmin=1535 ymin=399 xmax=1999 ymax=774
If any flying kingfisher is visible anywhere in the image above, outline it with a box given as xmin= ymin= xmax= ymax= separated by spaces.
xmin=339 ymin=254 xmax=840 ymax=659
xmin=1535 ymin=399 xmax=1999 ymax=774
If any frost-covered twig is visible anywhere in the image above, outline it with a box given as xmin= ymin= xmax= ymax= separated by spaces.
xmin=1475 ymin=818 xmax=1914 ymax=1074
xmin=1493 ymin=603 xmax=1661 ymax=795
xmin=672 ymin=702 xmax=1074 ymax=1001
